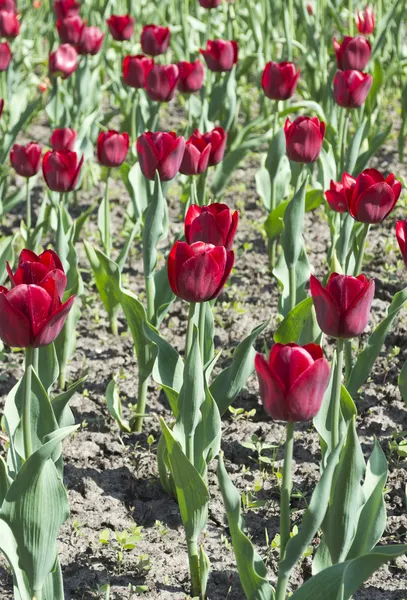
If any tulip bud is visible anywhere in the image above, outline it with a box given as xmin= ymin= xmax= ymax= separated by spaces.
xmin=333 ymin=36 xmax=371 ymax=71
xmin=261 ymin=61 xmax=300 ymax=101
xmin=179 ymin=134 xmax=211 ymax=176
xmin=346 ymin=168 xmax=402 ymax=224
xmin=0 ymin=41 xmax=11 ymax=71
xmin=140 ymin=24 xmax=171 ymax=56
xmin=201 ymin=127 xmax=227 ymax=166
xmin=10 ymin=142 xmax=42 ymax=178
xmin=42 ymin=149 xmax=83 ymax=192
xmin=255 ymin=343 xmax=330 ymax=422
xmin=177 ymin=60 xmax=205 ymax=94
xmin=333 ymin=70 xmax=372 ymax=108
xmin=306 ymin=3 xmax=313 ymax=15
xmin=53 ymin=0 xmax=79 ymax=19
xmin=200 ymin=39 xmax=238 ymax=72
xmin=310 ymin=273 xmax=375 ymax=338
xmin=396 ymin=221 xmax=407 ymax=267
xmin=77 ymin=25 xmax=104 ymax=55
xmin=168 ymin=241 xmax=234 ymax=302
xmin=106 ymin=14 xmax=134 ymax=41
xmin=145 ymin=63 xmax=179 ymax=102
xmin=49 ymin=44 xmax=78 ymax=79
xmin=284 ymin=116 xmax=325 ymax=163
xmin=0 ymin=10 xmax=19 ymax=38
xmin=185 ymin=203 xmax=238 ymax=250
xmin=56 ymin=15 xmax=83 ymax=44
xmin=199 ymin=0 xmax=222 ymax=8
xmin=136 ymin=131 xmax=185 ymax=181
xmin=7 ymin=249 xmax=65 ymax=300
xmin=97 ymin=130 xmax=130 ymax=168
xmin=50 ymin=128 xmax=77 ymax=151
xmin=122 ymin=54 xmax=154 ymax=88
xmin=325 ymin=173 xmax=356 ymax=213
xmin=356 ymin=6 xmax=375 ymax=35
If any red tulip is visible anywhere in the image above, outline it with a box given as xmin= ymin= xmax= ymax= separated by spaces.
xmin=97 ymin=130 xmax=130 ymax=168
xmin=10 ymin=143 xmax=42 ymax=178
xmin=6 ymin=249 xmax=66 ymax=300
xmin=49 ymin=44 xmax=78 ymax=79
xmin=136 ymin=131 xmax=185 ymax=181
xmin=0 ymin=0 xmax=16 ymax=12
xmin=77 ymin=25 xmax=104 ymax=55
xmin=199 ymin=0 xmax=222 ymax=7
xmin=200 ymin=39 xmax=238 ymax=72
xmin=56 ymin=15 xmax=83 ymax=45
xmin=306 ymin=3 xmax=313 ymax=15
xmin=50 ymin=128 xmax=77 ymax=151
xmin=140 ymin=24 xmax=170 ymax=56
xmin=201 ymin=127 xmax=227 ymax=166
xmin=356 ymin=6 xmax=375 ymax=35
xmin=0 ymin=10 xmax=19 ymax=38
xmin=168 ymin=241 xmax=234 ymax=302
xmin=42 ymin=149 xmax=83 ymax=192
xmin=284 ymin=116 xmax=325 ymax=163
xmin=185 ymin=203 xmax=238 ymax=250
xmin=333 ymin=36 xmax=371 ymax=71
xmin=0 ymin=41 xmax=11 ymax=71
xmin=333 ymin=70 xmax=372 ymax=108
xmin=310 ymin=273 xmax=375 ymax=338
xmin=255 ymin=343 xmax=330 ymax=422
xmin=0 ymin=98 xmax=3 ymax=117
xmin=179 ymin=134 xmax=211 ymax=176
xmin=145 ymin=64 xmax=179 ymax=102
xmin=122 ymin=54 xmax=154 ymax=88
xmin=261 ymin=61 xmax=300 ymax=101
xmin=396 ymin=221 xmax=407 ymax=267
xmin=325 ymin=173 xmax=356 ymax=213
xmin=177 ymin=60 xmax=205 ymax=93
xmin=348 ymin=168 xmax=402 ymax=223
xmin=106 ymin=14 xmax=134 ymax=41
xmin=53 ymin=0 xmax=79 ymax=19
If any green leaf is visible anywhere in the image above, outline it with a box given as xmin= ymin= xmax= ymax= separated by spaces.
xmin=0 ymin=455 xmax=11 ymax=507
xmin=264 ymin=200 xmax=289 ymax=242
xmin=153 ymin=261 xmax=175 ymax=327
xmin=398 ymin=357 xmax=407 ymax=405
xmin=84 ymin=241 xmax=120 ymax=326
xmin=217 ymin=454 xmax=274 ymax=600
xmin=0 ymin=235 xmax=15 ymax=285
xmin=371 ymin=0 xmax=404 ymax=58
xmin=194 ymin=382 xmax=221 ymax=476
xmin=199 ymin=546 xmax=210 ymax=599
xmin=106 ymin=378 xmax=131 ymax=433
xmin=37 ymin=344 xmax=59 ymax=394
xmin=273 ymin=246 xmax=311 ymax=317
xmin=1 ymin=98 xmax=41 ymax=163
xmin=355 ymin=125 xmax=392 ymax=173
xmin=143 ymin=173 xmax=165 ymax=279
xmin=345 ymin=118 xmax=367 ymax=175
xmin=274 ymin=297 xmax=315 ymax=344
xmin=52 ymin=376 xmax=86 ymax=429
xmin=0 ymin=519 xmax=31 ymax=600
xmin=281 ymin=177 xmax=307 ymax=268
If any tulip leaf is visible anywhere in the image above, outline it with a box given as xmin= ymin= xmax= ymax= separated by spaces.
xmin=54 ymin=299 xmax=81 ymax=391
xmin=143 ymin=172 xmax=165 ymax=279
xmin=347 ymin=285 xmax=407 ymax=397
xmin=371 ymin=0 xmax=405 ymax=58
xmin=0 ymin=519 xmax=31 ymax=600
xmin=105 ymin=378 xmax=131 ymax=433
xmin=274 ymin=297 xmax=315 ymax=344
xmin=194 ymin=383 xmax=222 ymax=477
xmin=153 ymin=261 xmax=176 ymax=327
xmin=210 ymin=319 xmax=269 ymax=416
xmin=0 ymin=235 xmax=15 ymax=285
xmin=221 ymin=66 xmax=237 ymax=132
xmin=203 ymin=301 xmax=215 ymax=365
xmin=355 ymin=125 xmax=392 ymax=173
xmin=279 ymin=101 xmax=326 ymax=122
xmin=1 ymin=97 xmax=41 ymax=163
xmin=156 ymin=433 xmax=176 ymax=498
xmin=345 ymin=118 xmax=368 ymax=175
xmin=317 ymin=144 xmax=337 ymax=191
xmin=217 ymin=454 xmax=274 ymax=600
xmin=37 ymin=343 xmax=59 ymax=394
xmin=274 ymin=246 xmax=311 ymax=317
xmin=84 ymin=241 xmax=120 ymax=328
xmin=256 ymin=129 xmax=291 ymax=212
xmin=199 ymin=545 xmax=210 ymax=599
xmin=281 ymin=177 xmax=307 ymax=268
xmin=398 ymin=357 xmax=407 ymax=405
xmin=0 ymin=455 xmax=10 ymax=507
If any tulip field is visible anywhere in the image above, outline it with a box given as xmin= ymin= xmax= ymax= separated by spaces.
xmin=1 ymin=0 xmax=407 ymax=598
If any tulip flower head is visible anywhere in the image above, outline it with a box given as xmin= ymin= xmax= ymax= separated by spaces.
xmin=10 ymin=142 xmax=42 ymax=178
xmin=200 ymin=39 xmax=238 ymax=72
xmin=325 ymin=173 xmax=356 ymax=213
xmin=97 ymin=130 xmax=130 ymax=168
xmin=136 ymin=131 xmax=185 ymax=181
xmin=310 ymin=273 xmax=375 ymax=338
xmin=77 ymin=26 xmax=104 ymax=55
xmin=199 ymin=127 xmax=227 ymax=166
xmin=255 ymin=343 xmax=330 ymax=422
xmin=347 ymin=168 xmax=402 ymax=224
xmin=199 ymin=0 xmax=222 ymax=7
xmin=333 ymin=36 xmax=371 ymax=71
xmin=122 ymin=54 xmax=154 ymax=89
xmin=145 ymin=63 xmax=179 ymax=102
xmin=42 ymin=149 xmax=83 ymax=192
xmin=185 ymin=204 xmax=238 ymax=250
xmin=333 ymin=70 xmax=372 ymax=108
xmin=179 ymin=133 xmax=211 ymax=176
xmin=168 ymin=241 xmax=234 ymax=302
xmin=261 ymin=61 xmax=300 ymax=101
xmin=177 ymin=60 xmax=205 ymax=93
xmin=284 ymin=116 xmax=325 ymax=163
xmin=56 ymin=14 xmax=83 ymax=45
xmin=53 ymin=0 xmax=79 ymax=20
xmin=49 ymin=43 xmax=78 ymax=79
xmin=140 ymin=24 xmax=171 ymax=56
xmin=0 ymin=41 xmax=11 ymax=71
xmin=50 ymin=128 xmax=77 ymax=151
xmin=0 ymin=10 xmax=19 ymax=38
xmin=7 ymin=249 xmax=65 ymax=294
xmin=356 ymin=6 xmax=375 ymax=34
xmin=396 ymin=221 xmax=407 ymax=268
xmin=106 ymin=14 xmax=134 ymax=41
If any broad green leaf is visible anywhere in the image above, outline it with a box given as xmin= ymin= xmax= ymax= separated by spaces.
xmin=156 ymin=433 xmax=176 ymax=498
xmin=0 ymin=455 xmax=10 ymax=506
xmin=398 ymin=357 xmax=407 ymax=405
xmin=54 ymin=299 xmax=81 ymax=391
xmin=317 ymin=144 xmax=337 ymax=192
xmin=355 ymin=125 xmax=392 ymax=173
xmin=153 ymin=261 xmax=175 ymax=327
xmin=52 ymin=376 xmax=87 ymax=429
xmin=84 ymin=241 xmax=120 ymax=327
xmin=37 ymin=344 xmax=59 ymax=394
xmin=264 ymin=200 xmax=289 ymax=242
xmin=143 ymin=173 xmax=165 ymax=278
xmin=106 ymin=378 xmax=131 ymax=433
xmin=345 ymin=118 xmax=367 ymax=175
xmin=199 ymin=546 xmax=210 ymax=599
xmin=1 ymin=98 xmax=41 ymax=163
xmin=194 ymin=383 xmax=221 ymax=477
xmin=274 ymin=297 xmax=314 ymax=344
xmin=274 ymin=246 xmax=311 ymax=317
xmin=371 ymin=0 xmax=405 ymax=57
xmin=282 ymin=177 xmax=307 ymax=268
xmin=0 ymin=235 xmax=15 ymax=285
xmin=0 ymin=519 xmax=31 ymax=600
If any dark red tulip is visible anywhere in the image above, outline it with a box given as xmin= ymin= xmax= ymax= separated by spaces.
xmin=310 ymin=273 xmax=375 ymax=338
xmin=97 ymin=130 xmax=130 ymax=168
xmin=168 ymin=241 xmax=234 ymax=302
xmin=255 ymin=343 xmax=330 ymax=422
xmin=0 ymin=41 xmax=11 ymax=71
xmin=145 ymin=63 xmax=179 ymax=102
xmin=333 ymin=36 xmax=371 ymax=71
xmin=396 ymin=221 xmax=407 ymax=267
xmin=10 ymin=143 xmax=42 ymax=178
xmin=199 ymin=0 xmax=222 ymax=7
xmin=179 ymin=134 xmax=211 ymax=176
xmin=0 ymin=10 xmax=19 ymax=38
xmin=325 ymin=173 xmax=356 ymax=213
xmin=0 ymin=98 xmax=3 ymax=117
xmin=136 ymin=131 xmax=185 ymax=181
xmin=140 ymin=24 xmax=170 ymax=56
xmin=185 ymin=204 xmax=238 ymax=250
xmin=177 ymin=60 xmax=205 ymax=93
xmin=6 ymin=249 xmax=66 ymax=300
xmin=53 ymin=0 xmax=79 ymax=20
xmin=284 ymin=116 xmax=325 ymax=163
xmin=333 ymin=70 xmax=372 ymax=108
xmin=106 ymin=14 xmax=134 ymax=41
xmin=0 ymin=0 xmax=16 ymax=12
xmin=356 ymin=6 xmax=375 ymax=35
xmin=49 ymin=44 xmax=78 ymax=79
xmin=201 ymin=127 xmax=227 ymax=166
xmin=306 ymin=3 xmax=313 ymax=15
xmin=122 ymin=54 xmax=154 ymax=88
xmin=347 ymin=168 xmax=402 ymax=224
xmin=261 ymin=61 xmax=300 ymax=101
xmin=200 ymin=39 xmax=238 ymax=72
xmin=77 ymin=25 xmax=104 ymax=55
xmin=56 ymin=15 xmax=83 ymax=45
xmin=50 ymin=128 xmax=77 ymax=151
xmin=42 ymin=149 xmax=83 ymax=192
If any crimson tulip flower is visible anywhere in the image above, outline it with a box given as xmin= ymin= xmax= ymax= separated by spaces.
xmin=6 ymin=249 xmax=66 ymax=299
xmin=0 ymin=10 xmax=19 ymax=38
xmin=50 ymin=128 xmax=77 ymax=151
xmin=199 ymin=0 xmax=222 ymax=7
xmin=145 ymin=64 xmax=179 ymax=102
xmin=333 ymin=36 xmax=371 ymax=71
xmin=168 ymin=241 xmax=234 ymax=302
xmin=57 ymin=15 xmax=83 ymax=45
xmin=179 ymin=134 xmax=211 ymax=176
xmin=97 ymin=130 xmax=130 ymax=168
xmin=356 ymin=6 xmax=375 ymax=34
xmin=122 ymin=54 xmax=154 ymax=88
xmin=201 ymin=127 xmax=227 ymax=166
xmin=0 ymin=41 xmax=11 ymax=71
xmin=396 ymin=221 xmax=407 ymax=267
xmin=177 ymin=60 xmax=205 ymax=93
xmin=310 ymin=273 xmax=375 ymax=338
xmin=0 ymin=0 xmax=16 ymax=11
xmin=261 ymin=61 xmax=300 ymax=101
xmin=77 ymin=25 xmax=104 ymax=55
xmin=42 ymin=149 xmax=83 ymax=192
xmin=10 ymin=143 xmax=42 ymax=178
xmin=284 ymin=116 xmax=325 ymax=163
xmin=136 ymin=131 xmax=185 ymax=181
xmin=255 ymin=343 xmax=330 ymax=422
xmin=347 ymin=168 xmax=402 ymax=224
xmin=333 ymin=70 xmax=372 ymax=108
xmin=106 ymin=14 xmax=134 ymax=41
xmin=140 ymin=24 xmax=170 ymax=56
xmin=325 ymin=173 xmax=356 ymax=213
xmin=185 ymin=204 xmax=238 ymax=250
xmin=53 ymin=0 xmax=79 ymax=19
xmin=200 ymin=39 xmax=238 ymax=72
xmin=49 ymin=44 xmax=78 ymax=79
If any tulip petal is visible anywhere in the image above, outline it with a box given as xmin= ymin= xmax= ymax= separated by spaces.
xmin=255 ymin=353 xmax=289 ymax=420
xmin=211 ymin=249 xmax=234 ymax=300
xmin=33 ymin=295 xmax=75 ymax=348
xmin=351 ymin=181 xmax=397 ymax=223
xmin=310 ymin=275 xmax=341 ymax=338
xmin=269 ymin=344 xmax=315 ymax=392
xmin=0 ymin=291 xmax=32 ymax=347
xmin=287 ymin=358 xmax=330 ymax=421
xmin=341 ymin=278 xmax=375 ymax=338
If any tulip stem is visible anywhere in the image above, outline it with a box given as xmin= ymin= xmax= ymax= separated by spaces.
xmin=131 ymin=89 xmax=138 ymax=143
xmin=103 ymin=171 xmax=111 ymax=258
xmin=332 ymin=338 xmax=344 ymax=450
xmin=23 ymin=346 xmax=35 ymax=460
xmin=25 ymin=178 xmax=31 ymax=239
xmin=186 ymin=538 xmax=201 ymax=598
xmin=198 ymin=302 xmax=205 ymax=364
xmin=197 ymin=170 xmax=208 ymax=206
xmin=145 ymin=275 xmax=155 ymax=323
xmin=133 ymin=372 xmax=149 ymax=433
xmin=354 ymin=223 xmax=370 ymax=275
xmin=54 ymin=78 xmax=59 ymax=127
xmin=344 ymin=339 xmax=353 ymax=386
xmin=288 ymin=265 xmax=296 ymax=312
xmin=186 ymin=302 xmax=196 ymax=357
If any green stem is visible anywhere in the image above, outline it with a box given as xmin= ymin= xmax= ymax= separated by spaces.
xmin=288 ymin=265 xmax=296 ymax=312
xmin=344 ymin=339 xmax=353 ymax=386
xmin=354 ymin=223 xmax=370 ymax=275
xmin=187 ymin=538 xmax=201 ymax=598
xmin=54 ymin=77 xmax=59 ymax=127
xmin=197 ymin=170 xmax=208 ymax=206
xmin=186 ymin=302 xmax=196 ymax=357
xmin=332 ymin=338 xmax=344 ymax=450
xmin=198 ymin=302 xmax=205 ymax=364
xmin=133 ymin=372 xmax=149 ymax=433
xmin=104 ymin=171 xmax=111 ymax=258
xmin=23 ymin=347 xmax=34 ymax=460
xmin=348 ymin=0 xmax=354 ymax=35
xmin=32 ymin=590 xmax=43 ymax=600
xmin=26 ymin=178 xmax=31 ymax=232
xmin=145 ymin=275 xmax=155 ymax=323
xmin=131 ymin=89 xmax=138 ymax=142
xmin=340 ymin=112 xmax=350 ymax=173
